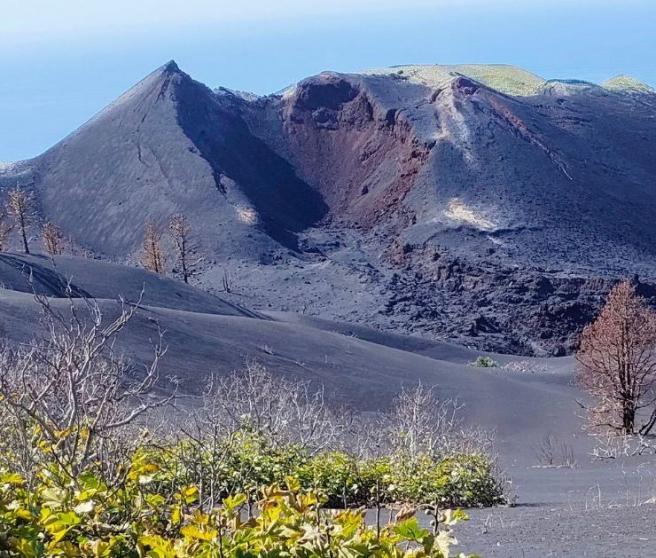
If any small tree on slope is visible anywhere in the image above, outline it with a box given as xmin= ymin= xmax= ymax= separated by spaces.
xmin=6 ymin=186 xmax=34 ymax=254
xmin=0 ymin=210 xmax=13 ymax=252
xmin=577 ymin=280 xmax=656 ymax=435
xmin=42 ymin=221 xmax=65 ymax=255
xmin=168 ymin=213 xmax=203 ymax=283
xmin=142 ymin=220 xmax=166 ymax=275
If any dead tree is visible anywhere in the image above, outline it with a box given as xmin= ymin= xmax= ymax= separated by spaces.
xmin=168 ymin=214 xmax=202 ymax=283
xmin=577 ymin=280 xmax=656 ymax=435
xmin=222 ymin=270 xmax=231 ymax=293
xmin=0 ymin=210 xmax=13 ymax=251
xmin=42 ymin=221 xmax=65 ymax=255
xmin=6 ymin=187 xmax=33 ymax=254
xmin=0 ymin=289 xmax=172 ymax=483
xmin=142 ymin=220 xmax=166 ymax=275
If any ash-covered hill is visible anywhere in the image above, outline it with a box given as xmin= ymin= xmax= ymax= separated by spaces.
xmin=2 ymin=62 xmax=656 ymax=354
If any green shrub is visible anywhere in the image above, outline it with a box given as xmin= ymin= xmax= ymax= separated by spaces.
xmin=0 ymin=464 xmax=476 ymax=557
xmin=162 ymin=430 xmax=504 ymax=511
xmin=386 ymin=453 xmax=504 ymax=508
xmin=471 ymin=356 xmax=498 ymax=368
xmin=0 ymin=414 xmax=502 ymax=556
xmin=297 ymin=453 xmax=397 ymax=508
xmin=216 ymin=429 xmax=306 ymax=496
xmin=434 ymin=454 xmax=505 ymax=507
xmin=0 ymin=422 xmax=499 ymax=556
xmin=297 ymin=450 xmax=360 ymax=507
xmin=159 ymin=428 xmax=504 ymax=511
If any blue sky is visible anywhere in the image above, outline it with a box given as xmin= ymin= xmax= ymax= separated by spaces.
xmin=1 ymin=0 xmax=655 ymax=162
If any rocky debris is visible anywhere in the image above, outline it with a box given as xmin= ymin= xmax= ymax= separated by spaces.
xmin=378 ymin=245 xmax=656 ymax=355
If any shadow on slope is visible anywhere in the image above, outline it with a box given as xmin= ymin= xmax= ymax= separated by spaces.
xmin=0 ymin=253 xmax=259 ymax=318
xmin=175 ymin=77 xmax=329 ymax=250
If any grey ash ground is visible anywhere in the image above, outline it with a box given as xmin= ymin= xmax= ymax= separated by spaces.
xmin=1 ymin=254 xmax=655 ymax=556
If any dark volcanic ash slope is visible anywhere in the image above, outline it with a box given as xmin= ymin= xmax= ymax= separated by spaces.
xmin=225 ymin=68 xmax=656 ymax=354
xmin=265 ymin=70 xmax=656 ymax=269
xmin=2 ymin=63 xmax=656 ymax=354
xmin=0 ymin=253 xmax=580 ymax=445
xmin=3 ymin=61 xmax=326 ymax=257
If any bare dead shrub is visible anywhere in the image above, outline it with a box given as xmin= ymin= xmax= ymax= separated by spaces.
xmin=373 ymin=383 xmax=495 ymax=461
xmin=591 ymin=432 xmax=656 ymax=460
xmin=197 ymin=362 xmax=343 ymax=453
xmin=501 ymin=360 xmax=548 ymax=374
xmin=0 ymin=289 xmax=173 ymax=484
xmin=533 ymin=433 xmax=576 ymax=468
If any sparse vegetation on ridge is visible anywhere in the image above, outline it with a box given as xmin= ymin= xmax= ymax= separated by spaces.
xmin=450 ymin=64 xmax=546 ymax=96
xmin=369 ymin=64 xmax=546 ymax=96
xmin=602 ymin=75 xmax=654 ymax=93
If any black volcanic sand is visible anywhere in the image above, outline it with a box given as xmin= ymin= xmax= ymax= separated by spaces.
xmin=0 ymin=254 xmax=655 ymax=555
xmin=451 ymin=456 xmax=656 ymax=557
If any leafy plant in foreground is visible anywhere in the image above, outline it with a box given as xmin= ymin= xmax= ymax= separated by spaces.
xmin=0 ymin=455 xmax=478 ymax=557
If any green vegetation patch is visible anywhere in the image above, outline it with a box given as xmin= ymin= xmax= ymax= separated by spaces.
xmin=602 ymin=75 xmax=654 ymax=93
xmin=368 ymin=64 xmax=546 ymax=96
xmin=451 ymin=64 xmax=546 ymax=96
xmin=0 ymin=429 xmax=501 ymax=556
xmin=471 ymin=356 xmax=499 ymax=368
